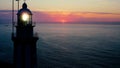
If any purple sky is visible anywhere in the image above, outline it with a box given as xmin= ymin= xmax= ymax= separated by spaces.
xmin=0 ymin=10 xmax=120 ymax=24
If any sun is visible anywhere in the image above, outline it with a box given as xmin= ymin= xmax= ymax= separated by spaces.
xmin=61 ymin=19 xmax=66 ymax=24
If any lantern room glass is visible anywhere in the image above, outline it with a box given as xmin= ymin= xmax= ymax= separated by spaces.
xmin=20 ymin=12 xmax=32 ymax=25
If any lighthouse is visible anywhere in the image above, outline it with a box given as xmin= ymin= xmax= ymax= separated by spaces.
xmin=12 ymin=2 xmax=38 ymax=68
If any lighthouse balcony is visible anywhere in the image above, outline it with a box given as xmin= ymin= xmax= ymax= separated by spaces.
xmin=13 ymin=22 xmax=36 ymax=27
xmin=12 ymin=32 xmax=39 ymax=41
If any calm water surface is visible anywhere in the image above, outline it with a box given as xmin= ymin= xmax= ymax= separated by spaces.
xmin=0 ymin=24 xmax=120 ymax=68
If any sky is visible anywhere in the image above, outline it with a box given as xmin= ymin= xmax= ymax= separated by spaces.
xmin=0 ymin=0 xmax=120 ymax=23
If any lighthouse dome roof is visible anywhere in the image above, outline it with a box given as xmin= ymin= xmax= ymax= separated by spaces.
xmin=17 ymin=3 xmax=32 ymax=15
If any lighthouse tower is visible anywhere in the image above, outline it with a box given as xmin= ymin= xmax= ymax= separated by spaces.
xmin=12 ymin=3 xmax=38 ymax=68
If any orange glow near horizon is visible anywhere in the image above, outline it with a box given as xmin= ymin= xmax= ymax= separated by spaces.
xmin=33 ymin=11 xmax=120 ymax=23
xmin=45 ymin=11 xmax=71 ymax=23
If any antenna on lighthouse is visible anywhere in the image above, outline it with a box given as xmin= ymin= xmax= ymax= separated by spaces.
xmin=12 ymin=0 xmax=20 ymax=34
xmin=12 ymin=0 xmax=15 ymax=34
xmin=16 ymin=0 xmax=20 ymax=11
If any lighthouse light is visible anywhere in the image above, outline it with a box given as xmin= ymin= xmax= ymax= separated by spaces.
xmin=22 ymin=13 xmax=29 ymax=21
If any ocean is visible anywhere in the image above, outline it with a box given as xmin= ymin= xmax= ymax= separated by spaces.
xmin=0 ymin=23 xmax=120 ymax=68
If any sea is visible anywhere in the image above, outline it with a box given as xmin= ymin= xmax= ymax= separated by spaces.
xmin=0 ymin=23 xmax=120 ymax=68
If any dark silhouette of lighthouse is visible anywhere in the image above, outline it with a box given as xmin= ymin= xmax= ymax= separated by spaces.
xmin=12 ymin=2 xmax=38 ymax=68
